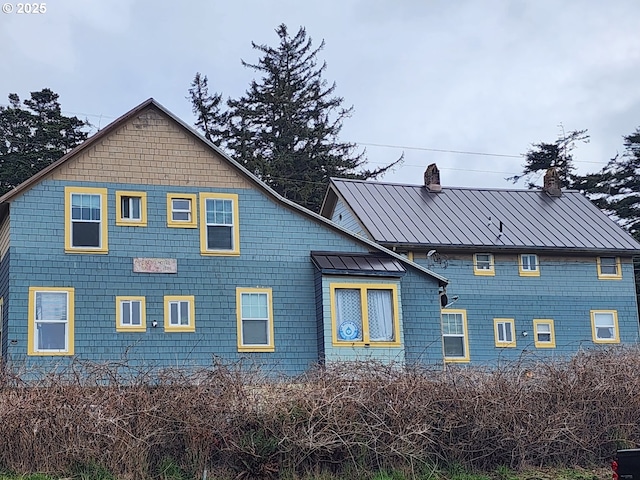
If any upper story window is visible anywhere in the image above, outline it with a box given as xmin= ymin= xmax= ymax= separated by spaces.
xmin=590 ymin=310 xmax=619 ymax=344
xmin=519 ymin=254 xmax=540 ymax=277
xmin=473 ymin=253 xmax=495 ymax=276
xmin=164 ymin=295 xmax=195 ymax=332
xmin=200 ymin=193 xmax=240 ymax=255
xmin=237 ymin=287 xmax=274 ymax=352
xmin=116 ymin=191 xmax=147 ymax=227
xmin=597 ymin=256 xmax=622 ymax=280
xmin=167 ymin=193 xmax=197 ymax=228
xmin=28 ymin=287 xmax=75 ymax=356
xmin=330 ymin=283 xmax=400 ymax=347
xmin=442 ymin=309 xmax=469 ymax=362
xmin=65 ymin=187 xmax=108 ymax=253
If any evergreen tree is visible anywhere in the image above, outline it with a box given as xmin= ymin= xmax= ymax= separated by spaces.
xmin=0 ymin=89 xmax=89 ymax=196
xmin=509 ymin=129 xmax=589 ymax=189
xmin=190 ymin=24 xmax=401 ymax=212
xmin=574 ymin=127 xmax=640 ymax=242
xmin=188 ymin=73 xmax=228 ymax=147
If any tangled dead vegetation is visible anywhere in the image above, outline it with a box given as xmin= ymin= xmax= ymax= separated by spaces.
xmin=0 ymin=348 xmax=638 ymax=479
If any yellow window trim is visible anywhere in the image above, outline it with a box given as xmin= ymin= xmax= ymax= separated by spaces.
xmin=518 ymin=254 xmax=540 ymax=277
xmin=494 ymin=318 xmax=516 ymax=348
xmin=590 ymin=310 xmax=620 ymax=344
xmin=27 ymin=287 xmax=75 ymax=356
xmin=236 ymin=287 xmax=275 ymax=352
xmin=533 ymin=319 xmax=556 ymax=348
xmin=597 ymin=256 xmax=622 ymax=280
xmin=330 ymin=282 xmax=401 ymax=348
xmin=64 ymin=186 xmax=108 ymax=254
xmin=442 ymin=308 xmax=470 ymax=363
xmin=115 ymin=296 xmax=146 ymax=332
xmin=199 ymin=192 xmax=241 ymax=256
xmin=163 ymin=295 xmax=195 ymax=332
xmin=115 ymin=191 xmax=148 ymax=227
xmin=166 ymin=193 xmax=198 ymax=228
xmin=473 ymin=253 xmax=495 ymax=276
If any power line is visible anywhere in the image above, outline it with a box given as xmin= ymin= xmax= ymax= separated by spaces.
xmin=355 ymin=141 xmax=523 ymax=159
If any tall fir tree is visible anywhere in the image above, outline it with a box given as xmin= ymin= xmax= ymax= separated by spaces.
xmin=509 ymin=129 xmax=589 ymax=189
xmin=190 ymin=24 xmax=401 ymax=212
xmin=0 ymin=89 xmax=89 ymax=196
xmin=574 ymin=127 xmax=640 ymax=242
xmin=188 ymin=73 xmax=228 ymax=147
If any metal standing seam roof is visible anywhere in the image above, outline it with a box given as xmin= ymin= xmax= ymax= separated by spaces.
xmin=310 ymin=252 xmax=406 ymax=277
xmin=327 ymin=178 xmax=640 ymax=254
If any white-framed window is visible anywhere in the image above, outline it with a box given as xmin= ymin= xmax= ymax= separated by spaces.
xmin=330 ymin=283 xmax=400 ymax=347
xmin=533 ymin=319 xmax=555 ymax=348
xmin=237 ymin=288 xmax=274 ymax=352
xmin=116 ymin=191 xmax=147 ymax=226
xmin=442 ymin=309 xmax=469 ymax=362
xmin=200 ymin=193 xmax=240 ymax=255
xmin=65 ymin=187 xmax=108 ymax=253
xmin=519 ymin=254 xmax=539 ymax=276
xmin=164 ymin=295 xmax=195 ymax=332
xmin=591 ymin=310 xmax=619 ymax=343
xmin=167 ymin=193 xmax=197 ymax=228
xmin=473 ymin=253 xmax=495 ymax=276
xmin=597 ymin=256 xmax=622 ymax=280
xmin=494 ymin=318 xmax=515 ymax=347
xmin=116 ymin=296 xmax=146 ymax=332
xmin=28 ymin=287 xmax=74 ymax=355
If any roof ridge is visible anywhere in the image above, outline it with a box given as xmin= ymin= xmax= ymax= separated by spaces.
xmin=330 ymin=177 xmax=581 ymax=193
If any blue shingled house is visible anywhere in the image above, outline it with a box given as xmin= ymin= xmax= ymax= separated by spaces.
xmin=320 ymin=164 xmax=640 ymax=364
xmin=0 ymin=99 xmax=450 ymax=374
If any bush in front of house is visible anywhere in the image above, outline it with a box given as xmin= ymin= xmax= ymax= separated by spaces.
xmin=0 ymin=349 xmax=638 ymax=479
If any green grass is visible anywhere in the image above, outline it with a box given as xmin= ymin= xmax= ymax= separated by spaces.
xmin=0 ymin=465 xmax=614 ymax=480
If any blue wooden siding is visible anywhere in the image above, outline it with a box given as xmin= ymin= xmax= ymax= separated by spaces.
xmin=0 ymin=251 xmax=8 ymax=359
xmin=5 ymin=180 xmax=441 ymax=374
xmin=415 ymin=254 xmax=640 ymax=365
xmin=331 ymin=199 xmax=370 ymax=239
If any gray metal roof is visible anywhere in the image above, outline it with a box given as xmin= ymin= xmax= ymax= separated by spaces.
xmin=325 ymin=178 xmax=640 ymax=254
xmin=311 ymin=252 xmax=406 ymax=277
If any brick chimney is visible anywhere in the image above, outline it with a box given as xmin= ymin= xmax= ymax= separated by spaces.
xmin=543 ymin=167 xmax=562 ymax=197
xmin=424 ymin=163 xmax=442 ymax=192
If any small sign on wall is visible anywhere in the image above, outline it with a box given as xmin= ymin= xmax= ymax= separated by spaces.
xmin=133 ymin=258 xmax=177 ymax=273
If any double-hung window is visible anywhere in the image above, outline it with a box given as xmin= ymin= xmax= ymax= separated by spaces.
xmin=441 ymin=309 xmax=469 ymax=361
xmin=116 ymin=191 xmax=147 ymax=226
xmin=533 ymin=319 xmax=555 ymax=348
xmin=116 ymin=296 xmax=146 ymax=332
xmin=65 ymin=187 xmax=108 ymax=253
xmin=519 ymin=254 xmax=540 ymax=276
xmin=28 ymin=287 xmax=74 ymax=355
xmin=200 ymin=193 xmax=240 ymax=255
xmin=494 ymin=318 xmax=516 ymax=347
xmin=591 ymin=310 xmax=619 ymax=343
xmin=164 ymin=295 xmax=195 ymax=332
xmin=167 ymin=193 xmax=197 ymax=228
xmin=473 ymin=253 xmax=495 ymax=276
xmin=330 ymin=283 xmax=400 ymax=347
xmin=597 ymin=257 xmax=622 ymax=280
xmin=237 ymin=288 xmax=274 ymax=352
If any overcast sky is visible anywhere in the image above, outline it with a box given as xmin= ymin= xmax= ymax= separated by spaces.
xmin=2 ymin=0 xmax=639 ymax=189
